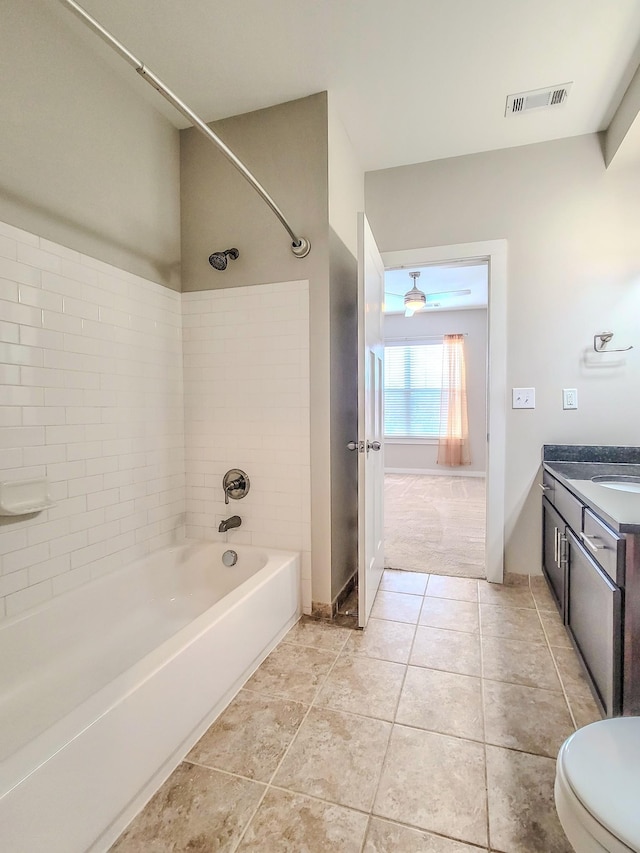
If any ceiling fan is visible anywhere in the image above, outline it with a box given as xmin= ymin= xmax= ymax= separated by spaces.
xmin=385 ymin=271 xmax=472 ymax=316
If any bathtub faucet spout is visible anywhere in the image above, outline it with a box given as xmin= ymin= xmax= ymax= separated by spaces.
xmin=219 ymin=515 xmax=241 ymax=533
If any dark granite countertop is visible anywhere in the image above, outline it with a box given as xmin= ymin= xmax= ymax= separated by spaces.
xmin=542 ymin=446 xmax=640 ymax=534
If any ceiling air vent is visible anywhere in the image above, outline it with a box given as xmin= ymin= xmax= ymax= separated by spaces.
xmin=505 ymin=83 xmax=572 ymax=116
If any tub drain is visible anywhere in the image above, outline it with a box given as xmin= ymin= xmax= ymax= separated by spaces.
xmin=222 ymin=549 xmax=238 ymax=567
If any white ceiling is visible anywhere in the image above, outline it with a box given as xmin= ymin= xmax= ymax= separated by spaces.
xmin=384 ymin=262 xmax=488 ymax=314
xmin=58 ymin=0 xmax=640 ymax=172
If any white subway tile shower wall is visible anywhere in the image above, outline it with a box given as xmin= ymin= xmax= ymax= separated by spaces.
xmin=182 ymin=285 xmax=311 ymax=614
xmin=0 ymin=220 xmax=186 ymax=620
xmin=0 ymin=221 xmax=310 ymax=620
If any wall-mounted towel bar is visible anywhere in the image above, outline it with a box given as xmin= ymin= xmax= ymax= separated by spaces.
xmin=593 ymin=332 xmax=633 ymax=353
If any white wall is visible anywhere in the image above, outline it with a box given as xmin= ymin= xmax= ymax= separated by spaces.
xmin=605 ymin=62 xmax=640 ymax=167
xmin=328 ymin=95 xmax=365 ymax=257
xmin=182 ymin=283 xmax=312 ymax=613
xmin=0 ymin=221 xmax=185 ymax=621
xmin=384 ymin=308 xmax=487 ymax=473
xmin=366 ymin=133 xmax=640 ymax=574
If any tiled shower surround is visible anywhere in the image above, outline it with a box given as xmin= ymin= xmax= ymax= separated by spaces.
xmin=182 ymin=286 xmax=311 ymax=609
xmin=0 ymin=219 xmax=311 ymax=619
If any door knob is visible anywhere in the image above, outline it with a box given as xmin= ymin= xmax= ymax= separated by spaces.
xmin=367 ymin=440 xmax=382 ymax=451
xmin=347 ymin=441 xmax=362 ymax=451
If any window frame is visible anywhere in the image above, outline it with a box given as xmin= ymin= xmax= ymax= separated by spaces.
xmin=383 ymin=338 xmax=446 ymax=442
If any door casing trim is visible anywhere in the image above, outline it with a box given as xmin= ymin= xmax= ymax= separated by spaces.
xmin=381 ymin=239 xmax=507 ymax=584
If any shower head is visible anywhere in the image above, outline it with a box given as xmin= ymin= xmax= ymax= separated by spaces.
xmin=208 ymin=248 xmax=239 ymax=271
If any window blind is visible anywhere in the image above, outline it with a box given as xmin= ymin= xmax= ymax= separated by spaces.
xmin=384 ymin=342 xmax=446 ymax=438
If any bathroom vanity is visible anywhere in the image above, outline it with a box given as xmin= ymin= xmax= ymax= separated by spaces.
xmin=541 ymin=445 xmax=640 ymax=718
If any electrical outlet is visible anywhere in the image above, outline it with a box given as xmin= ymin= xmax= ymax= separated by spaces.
xmin=563 ymin=388 xmax=578 ymax=410
xmin=512 ymin=387 xmax=535 ymax=409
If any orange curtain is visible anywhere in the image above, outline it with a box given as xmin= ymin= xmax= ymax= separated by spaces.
xmin=437 ymin=334 xmax=471 ymax=467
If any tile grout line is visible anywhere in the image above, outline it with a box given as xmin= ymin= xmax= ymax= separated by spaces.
xmin=305 ymin=687 xmax=564 ymax=758
xmin=361 ymin=595 xmax=423 ymax=853
xmin=375 ymin=578 xmax=496 ymax=851
xmin=241 ymin=658 xmax=569 ymax=702
xmin=230 ymin=625 xmax=353 ymax=852
xmin=191 ymin=577 xmax=575 ymax=851
xmin=528 ymin=575 xmax=579 ymax=730
xmin=185 ymin=758 xmax=396 ymax=823
xmin=363 ymin=814 xmax=494 ymax=852
xmin=375 ymin=586 xmax=574 ymax=694
xmin=378 ymin=572 xmax=562 ymax=850
xmin=183 ymin=759 xmax=265 ymax=788
xmin=357 ymin=583 xmax=425 ymax=853
xmin=477 ymin=580 xmax=493 ymax=853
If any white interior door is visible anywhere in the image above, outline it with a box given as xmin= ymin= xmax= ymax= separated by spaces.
xmin=357 ymin=213 xmax=385 ymax=628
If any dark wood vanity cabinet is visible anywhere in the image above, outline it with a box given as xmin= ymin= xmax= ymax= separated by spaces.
xmin=565 ymin=529 xmax=622 ymax=716
xmin=541 ymin=472 xmax=629 ymax=717
xmin=542 ymin=497 xmax=568 ymax=621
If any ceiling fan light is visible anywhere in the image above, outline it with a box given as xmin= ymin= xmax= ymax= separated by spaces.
xmin=403 ymin=271 xmax=426 ymax=311
xmin=403 ymin=288 xmax=426 ymax=310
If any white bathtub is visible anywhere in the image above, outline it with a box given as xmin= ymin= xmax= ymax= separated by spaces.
xmin=0 ymin=541 xmax=300 ymax=852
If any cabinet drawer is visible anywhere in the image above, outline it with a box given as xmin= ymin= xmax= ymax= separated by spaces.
xmin=567 ymin=529 xmax=621 ymax=717
xmin=541 ymin=470 xmax=556 ymax=503
xmin=582 ymin=508 xmax=625 ymax=586
xmin=554 ymin=481 xmax=583 ymax=532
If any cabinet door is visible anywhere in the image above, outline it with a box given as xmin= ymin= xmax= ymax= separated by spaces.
xmin=566 ymin=529 xmax=622 ymax=717
xmin=542 ymin=497 xmax=567 ymax=622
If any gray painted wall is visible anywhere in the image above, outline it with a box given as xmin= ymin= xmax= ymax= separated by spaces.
xmin=384 ymin=308 xmax=488 ymax=473
xmin=180 ymin=93 xmax=328 ymax=294
xmin=327 ymin=97 xmax=363 ymax=605
xmin=329 ymin=229 xmax=358 ymax=601
xmin=366 ymin=133 xmax=640 ymax=575
xmin=0 ymin=0 xmax=181 ymax=289
xmin=180 ymin=93 xmax=339 ymax=607
xmin=180 ymin=92 xmax=364 ymax=608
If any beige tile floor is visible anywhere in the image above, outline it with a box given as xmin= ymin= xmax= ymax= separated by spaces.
xmin=111 ymin=572 xmax=602 ymax=852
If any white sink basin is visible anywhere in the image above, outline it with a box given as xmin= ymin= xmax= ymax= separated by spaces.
xmin=592 ymin=476 xmax=640 ymax=494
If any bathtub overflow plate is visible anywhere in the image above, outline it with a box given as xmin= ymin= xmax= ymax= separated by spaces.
xmin=222 ymin=549 xmax=238 ymax=567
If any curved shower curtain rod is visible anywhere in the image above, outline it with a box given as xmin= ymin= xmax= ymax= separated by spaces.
xmin=57 ymin=0 xmax=311 ymax=259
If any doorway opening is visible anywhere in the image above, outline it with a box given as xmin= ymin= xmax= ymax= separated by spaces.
xmin=381 ymin=240 xmax=506 ymax=587
xmin=383 ymin=259 xmax=488 ymax=580
xmin=385 ymin=474 xmax=486 ymax=576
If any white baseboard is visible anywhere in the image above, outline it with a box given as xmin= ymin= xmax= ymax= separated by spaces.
xmin=385 ymin=467 xmax=486 ymax=478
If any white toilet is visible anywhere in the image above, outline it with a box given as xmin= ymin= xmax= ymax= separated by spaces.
xmin=555 ymin=717 xmax=640 ymax=852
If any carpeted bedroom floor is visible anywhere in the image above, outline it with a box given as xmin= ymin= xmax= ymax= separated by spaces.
xmin=384 ymin=474 xmax=486 ymax=579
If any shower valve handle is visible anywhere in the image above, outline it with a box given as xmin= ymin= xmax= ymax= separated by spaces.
xmin=224 ymin=479 xmax=243 ymax=504
xmin=222 ymin=470 xmax=250 ymax=505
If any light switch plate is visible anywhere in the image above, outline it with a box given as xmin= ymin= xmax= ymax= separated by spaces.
xmin=563 ymin=388 xmax=578 ymax=409
xmin=512 ymin=387 xmax=535 ymax=409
